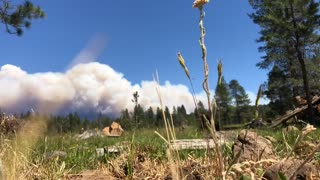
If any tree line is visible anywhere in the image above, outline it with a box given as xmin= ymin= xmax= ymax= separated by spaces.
xmin=41 ymin=78 xmax=257 ymax=133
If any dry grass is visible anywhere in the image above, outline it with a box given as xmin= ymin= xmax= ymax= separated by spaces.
xmin=64 ymin=147 xmax=319 ymax=180
xmin=66 ymin=150 xmax=215 ymax=180
xmin=0 ymin=116 xmax=70 ymax=180
xmin=0 ymin=124 xmax=320 ymax=179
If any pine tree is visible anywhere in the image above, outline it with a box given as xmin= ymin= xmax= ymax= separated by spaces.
xmin=97 ymin=112 xmax=103 ymax=129
xmin=145 ymin=106 xmax=155 ymax=127
xmin=264 ymin=66 xmax=295 ymax=116
xmin=172 ymin=106 xmax=179 ymax=126
xmin=135 ymin=104 xmax=145 ymax=127
xmin=229 ymin=80 xmax=252 ymax=124
xmin=119 ymin=108 xmax=132 ymax=130
xmin=131 ymin=91 xmax=140 ymax=125
xmin=249 ymin=0 xmax=320 ymax=124
xmin=215 ymin=77 xmax=232 ymax=125
xmin=177 ymin=105 xmax=187 ymax=116
xmin=155 ymin=107 xmax=163 ymax=127
xmin=164 ymin=106 xmax=170 ymax=120
xmin=194 ymin=100 xmax=208 ymax=128
xmin=82 ymin=116 xmax=90 ymax=130
xmin=72 ymin=112 xmax=81 ymax=132
xmin=121 ymin=109 xmax=130 ymax=120
xmin=0 ymin=0 xmax=45 ymax=36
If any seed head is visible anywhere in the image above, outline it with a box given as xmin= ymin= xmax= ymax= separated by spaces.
xmin=217 ymin=60 xmax=222 ymax=86
xmin=177 ymin=52 xmax=191 ymax=79
xmin=192 ymin=0 xmax=209 ymax=8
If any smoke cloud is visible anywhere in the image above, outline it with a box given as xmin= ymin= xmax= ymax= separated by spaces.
xmin=0 ymin=62 xmax=268 ymax=116
xmin=0 ymin=62 xmax=209 ymax=116
xmin=68 ymin=34 xmax=107 ymax=68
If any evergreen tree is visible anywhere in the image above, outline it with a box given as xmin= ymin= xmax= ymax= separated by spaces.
xmin=0 ymin=0 xmax=45 ymax=36
xmin=155 ymin=107 xmax=163 ymax=127
xmin=135 ymin=104 xmax=145 ymax=127
xmin=145 ymin=106 xmax=155 ymax=127
xmin=119 ymin=108 xmax=132 ymax=130
xmin=177 ymin=105 xmax=187 ymax=116
xmin=172 ymin=106 xmax=177 ymax=115
xmin=56 ymin=116 xmax=64 ymax=134
xmin=249 ymin=0 xmax=320 ymax=123
xmin=215 ymin=77 xmax=232 ymax=125
xmin=82 ymin=116 xmax=90 ymax=130
xmin=264 ymin=66 xmax=295 ymax=116
xmin=72 ymin=112 xmax=81 ymax=132
xmin=172 ymin=106 xmax=179 ymax=126
xmin=131 ymin=91 xmax=140 ymax=124
xmin=194 ymin=101 xmax=208 ymax=128
xmin=97 ymin=112 xmax=103 ymax=129
xmin=164 ymin=106 xmax=170 ymax=120
xmin=229 ymin=80 xmax=252 ymax=124
xmin=177 ymin=105 xmax=188 ymax=126
xmin=121 ymin=108 xmax=130 ymax=120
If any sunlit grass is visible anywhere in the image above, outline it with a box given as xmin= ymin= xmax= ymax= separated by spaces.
xmin=1 ymin=122 xmax=320 ymax=179
xmin=26 ymin=126 xmax=205 ymax=174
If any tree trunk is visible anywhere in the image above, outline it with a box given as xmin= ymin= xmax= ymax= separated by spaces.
xmin=290 ymin=3 xmax=314 ymax=124
xmin=297 ymin=54 xmax=313 ymax=124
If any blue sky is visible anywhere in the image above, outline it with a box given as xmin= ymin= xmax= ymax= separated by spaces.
xmin=0 ymin=0 xmax=267 ymax=90
xmin=0 ymin=0 xmax=269 ymax=115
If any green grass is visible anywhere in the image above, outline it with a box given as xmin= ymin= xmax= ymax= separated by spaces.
xmin=28 ymin=126 xmax=206 ymax=173
xmin=2 ymin=124 xmax=320 ymax=179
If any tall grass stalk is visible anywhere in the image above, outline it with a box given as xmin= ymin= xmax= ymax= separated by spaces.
xmin=178 ymin=0 xmax=225 ymax=178
xmin=178 ymin=52 xmax=208 ymax=130
xmin=216 ymin=59 xmax=223 ymax=133
xmin=153 ymin=72 xmax=182 ymax=180
xmin=127 ymin=132 xmax=135 ymax=179
xmin=194 ymin=1 xmax=225 ymax=178
xmin=255 ymin=85 xmax=263 ymax=120
xmin=177 ymin=52 xmax=199 ymax=111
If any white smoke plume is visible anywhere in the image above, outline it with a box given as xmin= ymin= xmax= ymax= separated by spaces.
xmin=0 ymin=62 xmax=268 ymax=116
xmin=0 ymin=62 xmax=209 ymax=116
xmin=68 ymin=34 xmax=107 ymax=68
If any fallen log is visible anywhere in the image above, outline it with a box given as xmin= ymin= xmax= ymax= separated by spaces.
xmin=269 ymin=95 xmax=320 ymax=128
xmin=168 ymin=138 xmax=229 ymax=150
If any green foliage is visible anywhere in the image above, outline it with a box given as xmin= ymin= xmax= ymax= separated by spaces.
xmin=229 ymin=79 xmax=253 ymax=124
xmin=278 ymin=172 xmax=288 ymax=180
xmin=132 ymin=91 xmax=140 ymax=125
xmin=119 ymin=108 xmax=132 ymax=129
xmin=145 ymin=106 xmax=155 ymax=127
xmin=126 ymin=132 xmax=135 ymax=179
xmin=215 ymin=77 xmax=232 ymax=125
xmin=0 ymin=0 xmax=45 ymax=36
xmin=155 ymin=107 xmax=163 ymax=127
xmin=194 ymin=101 xmax=209 ymax=128
xmin=264 ymin=66 xmax=295 ymax=116
xmin=240 ymin=175 xmax=252 ymax=180
xmin=249 ymin=0 xmax=320 ymax=123
xmin=82 ymin=117 xmax=90 ymax=130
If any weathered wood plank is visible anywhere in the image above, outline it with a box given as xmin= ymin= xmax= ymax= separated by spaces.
xmin=168 ymin=139 xmax=227 ymax=150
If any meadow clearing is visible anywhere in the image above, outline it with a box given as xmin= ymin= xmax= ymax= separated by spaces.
xmin=1 ymin=120 xmax=320 ymax=179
